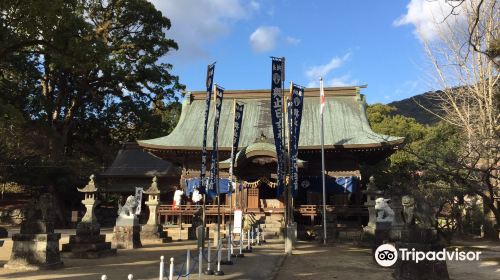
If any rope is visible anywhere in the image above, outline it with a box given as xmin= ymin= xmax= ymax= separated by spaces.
xmin=174 ymin=255 xmax=199 ymax=279
xmin=201 ymin=244 xmax=222 ymax=263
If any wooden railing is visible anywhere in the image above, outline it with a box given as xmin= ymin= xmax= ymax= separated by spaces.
xmin=294 ymin=205 xmax=368 ymax=225
xmin=156 ymin=204 xmax=367 ymax=226
xmin=157 ymin=205 xmax=234 ymax=226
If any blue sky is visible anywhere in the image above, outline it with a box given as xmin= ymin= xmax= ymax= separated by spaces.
xmin=150 ymin=0 xmax=450 ymax=104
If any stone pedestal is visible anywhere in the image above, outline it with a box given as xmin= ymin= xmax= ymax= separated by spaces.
xmin=393 ymin=228 xmax=449 ymax=280
xmin=112 ymin=226 xmax=142 ymax=249
xmin=5 ymin=233 xmax=63 ymax=270
xmin=62 ymin=223 xmax=116 ymax=258
xmin=5 ymin=193 xmax=63 ymax=270
xmin=141 ymin=224 xmax=171 ymax=243
xmin=389 ymin=196 xmax=405 ymax=241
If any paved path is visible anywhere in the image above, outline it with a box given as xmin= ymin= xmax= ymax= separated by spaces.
xmin=0 ymin=231 xmax=285 ymax=280
xmin=1 ymin=230 xmax=499 ymax=280
xmin=275 ymin=241 xmax=500 ymax=280
xmin=275 ymin=242 xmax=392 ymax=280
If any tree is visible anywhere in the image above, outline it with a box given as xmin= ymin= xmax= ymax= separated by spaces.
xmin=365 ymin=104 xmax=428 ymax=190
xmin=366 ymin=104 xmax=470 ymax=240
xmin=0 ymin=0 xmax=184 ymax=157
xmin=419 ymin=0 xmax=499 ymax=239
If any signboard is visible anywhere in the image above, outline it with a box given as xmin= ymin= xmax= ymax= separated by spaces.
xmin=233 ymin=209 xmax=243 ymax=234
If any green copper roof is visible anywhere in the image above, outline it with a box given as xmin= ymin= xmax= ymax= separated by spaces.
xmin=138 ymin=87 xmax=404 ymax=150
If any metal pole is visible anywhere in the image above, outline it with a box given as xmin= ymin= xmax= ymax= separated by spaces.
xmin=199 ymin=248 xmax=203 ymax=280
xmin=159 ymin=256 xmax=164 ymax=280
xmin=207 ymin=239 xmax=212 ymax=272
xmin=169 ymin=257 xmax=174 ymax=280
xmin=186 ymin=250 xmax=191 ymax=280
xmin=321 ymin=78 xmax=327 ymax=245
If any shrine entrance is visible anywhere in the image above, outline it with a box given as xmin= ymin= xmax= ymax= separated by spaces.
xmin=242 ymin=177 xmax=284 ymax=210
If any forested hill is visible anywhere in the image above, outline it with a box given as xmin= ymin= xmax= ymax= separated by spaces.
xmin=388 ymin=91 xmax=441 ymax=125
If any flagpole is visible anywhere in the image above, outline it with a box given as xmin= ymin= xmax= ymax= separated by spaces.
xmin=214 ymin=85 xmax=221 ymax=250
xmin=320 ymin=77 xmax=327 ymax=245
xmin=201 ymin=63 xmax=215 ymax=251
xmin=229 ymin=99 xmax=236 ymax=249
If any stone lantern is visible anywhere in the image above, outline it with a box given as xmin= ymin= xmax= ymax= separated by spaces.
xmin=144 ymin=176 xmax=160 ymax=225
xmin=141 ymin=176 xmax=170 ymax=243
xmin=78 ymin=174 xmax=99 ymax=226
xmin=62 ymin=174 xmax=116 ymax=258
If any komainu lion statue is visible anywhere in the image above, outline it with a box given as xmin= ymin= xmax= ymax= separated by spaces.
xmin=402 ymin=195 xmax=436 ymax=229
xmin=375 ymin=197 xmax=395 ymax=223
xmin=118 ymin=195 xmax=138 ymax=217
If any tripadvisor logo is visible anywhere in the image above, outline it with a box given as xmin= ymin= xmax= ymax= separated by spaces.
xmin=375 ymin=244 xmax=398 ymax=267
xmin=374 ymin=244 xmax=482 ymax=267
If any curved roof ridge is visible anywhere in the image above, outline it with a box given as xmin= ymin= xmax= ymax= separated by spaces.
xmin=138 ymin=88 xmax=404 ymax=151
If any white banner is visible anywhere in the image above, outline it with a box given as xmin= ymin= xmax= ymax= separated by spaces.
xmin=135 ymin=187 xmax=143 ymax=215
xmin=233 ymin=209 xmax=243 ymax=234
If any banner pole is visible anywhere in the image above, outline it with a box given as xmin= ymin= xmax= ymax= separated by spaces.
xmin=228 ymin=100 xmax=235 ymax=255
xmin=320 ymin=77 xmax=327 ymax=244
xmin=201 ymin=63 xmax=215 ymax=250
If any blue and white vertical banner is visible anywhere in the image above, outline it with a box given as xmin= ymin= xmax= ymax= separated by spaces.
xmin=229 ymin=102 xmax=244 ymax=195
xmin=290 ymin=83 xmax=304 ymax=198
xmin=210 ymin=84 xmax=224 ymax=194
xmin=200 ymin=63 xmax=215 ymax=194
xmin=270 ymin=57 xmax=285 ymax=197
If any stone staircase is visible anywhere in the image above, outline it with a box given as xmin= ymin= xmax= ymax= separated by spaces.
xmin=260 ymin=215 xmax=283 ymax=239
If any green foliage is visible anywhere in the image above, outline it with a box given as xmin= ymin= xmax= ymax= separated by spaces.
xmin=365 ymin=104 xmax=428 ymax=192
xmin=366 ymin=104 xmax=471 ymax=237
xmin=0 ymin=1 xmax=184 ymax=222
xmin=0 ymin=0 xmax=184 ymax=157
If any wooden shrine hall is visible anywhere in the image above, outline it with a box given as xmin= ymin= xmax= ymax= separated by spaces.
xmin=130 ymin=86 xmax=404 ymax=238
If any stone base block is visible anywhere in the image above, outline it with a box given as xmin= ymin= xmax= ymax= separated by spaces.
xmin=112 ymin=226 xmax=142 ymax=249
xmin=164 ymin=227 xmax=189 ymax=241
xmin=61 ymin=233 xmax=116 ymax=259
xmin=141 ymin=225 xmax=171 ymax=243
xmin=5 ymin=233 xmax=63 ymax=270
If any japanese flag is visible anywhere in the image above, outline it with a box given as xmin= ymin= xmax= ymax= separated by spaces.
xmin=320 ymin=77 xmax=325 ymax=115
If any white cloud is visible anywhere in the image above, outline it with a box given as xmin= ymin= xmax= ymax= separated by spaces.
xmin=394 ymin=0 xmax=468 ymax=41
xmin=307 ymin=74 xmax=358 ymax=88
xmin=248 ymin=25 xmax=301 ymax=53
xmin=149 ymin=0 xmax=259 ymax=60
xmin=249 ymin=26 xmax=281 ymax=53
xmin=285 ymin=36 xmax=301 ymax=46
xmin=305 ymin=53 xmax=358 ymax=88
xmin=327 ymin=75 xmax=358 ymax=87
xmin=305 ymin=53 xmax=351 ymax=80
xmin=249 ymin=0 xmax=260 ymax=11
